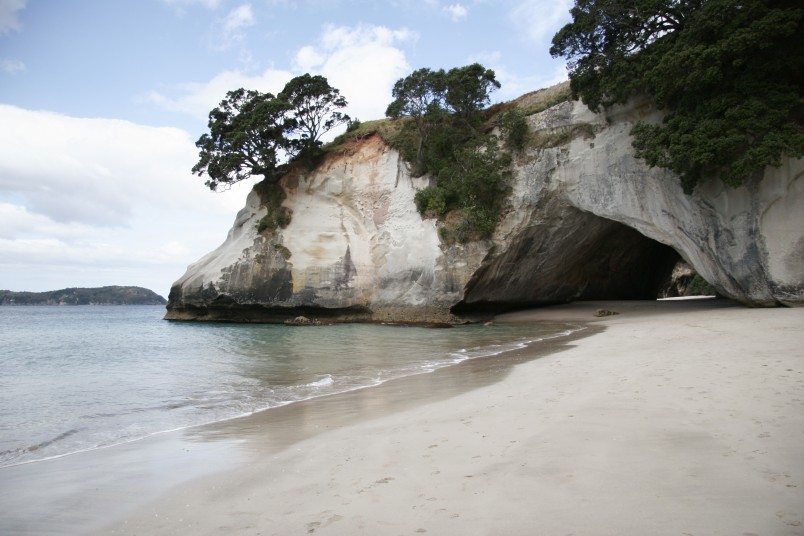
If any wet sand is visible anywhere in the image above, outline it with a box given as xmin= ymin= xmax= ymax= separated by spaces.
xmin=2 ymin=298 xmax=803 ymax=535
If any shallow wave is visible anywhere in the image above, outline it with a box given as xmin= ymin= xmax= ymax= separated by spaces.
xmin=0 ymin=429 xmax=81 ymax=465
xmin=305 ymin=375 xmax=334 ymax=388
xmin=1 ymin=318 xmax=583 ymax=469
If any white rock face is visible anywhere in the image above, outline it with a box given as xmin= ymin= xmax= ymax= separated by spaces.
xmin=167 ymin=93 xmax=803 ymax=322
xmin=166 ymin=135 xmax=489 ymax=322
xmin=534 ymin=99 xmax=803 ymax=306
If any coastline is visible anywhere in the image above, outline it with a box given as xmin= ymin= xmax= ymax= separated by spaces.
xmin=2 ymin=298 xmax=803 ymax=535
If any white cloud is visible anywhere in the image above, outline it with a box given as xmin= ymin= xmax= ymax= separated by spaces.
xmin=2 ymin=58 xmax=25 ymax=74
xmin=150 ymin=23 xmax=414 ymax=129
xmin=510 ymin=0 xmax=573 ymax=43
xmin=443 ymin=3 xmax=468 ymax=22
xmin=294 ymin=46 xmax=325 ymax=72
xmin=144 ymin=68 xmax=293 ymax=122
xmin=293 ymin=24 xmax=415 ymax=125
xmin=0 ymin=0 xmax=25 ymax=34
xmin=316 ymin=24 xmax=416 ymax=51
xmin=216 ymin=3 xmax=255 ymax=49
xmin=0 ymin=105 xmax=255 ymax=296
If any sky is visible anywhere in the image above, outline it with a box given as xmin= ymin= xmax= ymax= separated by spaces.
xmin=0 ymin=0 xmax=573 ymax=299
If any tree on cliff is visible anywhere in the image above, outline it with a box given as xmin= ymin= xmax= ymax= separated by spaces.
xmin=385 ymin=67 xmax=447 ymax=168
xmin=385 ymin=63 xmax=507 ymax=241
xmin=443 ymin=63 xmax=501 ymax=131
xmin=193 ymin=75 xmax=350 ymax=191
xmin=550 ymin=0 xmax=804 ymax=192
xmin=193 ymin=89 xmax=293 ymax=191
xmin=385 ymin=63 xmax=500 ymax=171
xmin=279 ymin=74 xmax=350 ymax=161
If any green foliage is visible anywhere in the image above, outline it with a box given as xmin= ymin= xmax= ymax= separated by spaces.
xmin=279 ymin=73 xmax=350 ymax=162
xmin=193 ymin=74 xmax=350 ymax=191
xmin=0 ymin=286 xmax=166 ymax=305
xmin=435 ymin=137 xmax=512 ymax=240
xmin=385 ymin=63 xmax=500 ymax=172
xmin=386 ymin=67 xmax=449 ymax=169
xmin=192 ymin=89 xmax=293 ymax=191
xmin=273 ymin=243 xmax=292 ymax=260
xmin=499 ymin=108 xmax=528 ymax=150
xmin=443 ymin=63 xmax=501 ymax=130
xmin=254 ymin=181 xmax=291 ymax=233
xmin=550 ymin=0 xmax=804 ymax=192
xmin=413 ymin=135 xmax=512 ymax=242
xmin=346 ymin=118 xmax=361 ymax=132
xmin=414 ymin=187 xmax=447 ymax=216
xmin=686 ymin=274 xmax=718 ymax=296
xmin=384 ymin=63 xmax=508 ymax=242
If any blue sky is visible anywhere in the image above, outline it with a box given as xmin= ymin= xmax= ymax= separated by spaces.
xmin=0 ymin=0 xmax=572 ymax=299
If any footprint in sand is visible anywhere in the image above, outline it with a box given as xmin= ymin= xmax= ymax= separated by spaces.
xmin=776 ymin=510 xmax=802 ymax=527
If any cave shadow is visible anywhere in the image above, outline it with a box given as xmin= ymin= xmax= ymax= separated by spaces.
xmin=452 ymin=208 xmax=683 ymax=316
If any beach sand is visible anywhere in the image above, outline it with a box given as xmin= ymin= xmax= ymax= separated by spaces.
xmin=2 ymin=298 xmax=803 ymax=535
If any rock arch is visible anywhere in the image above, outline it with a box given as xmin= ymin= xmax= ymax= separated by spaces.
xmin=454 ymin=206 xmax=680 ymax=314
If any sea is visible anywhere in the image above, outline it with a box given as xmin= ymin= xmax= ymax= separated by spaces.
xmin=0 ymin=305 xmax=574 ymax=468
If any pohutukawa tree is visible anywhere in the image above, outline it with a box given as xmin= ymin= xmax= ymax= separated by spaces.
xmin=385 ymin=63 xmax=501 ymax=170
xmin=385 ymin=67 xmax=448 ymax=167
xmin=443 ymin=63 xmax=501 ymax=131
xmin=385 ymin=63 xmax=507 ymax=241
xmin=193 ymin=74 xmax=350 ymax=191
xmin=550 ymin=0 xmax=804 ymax=192
xmin=279 ymin=73 xmax=350 ymax=160
xmin=192 ymin=89 xmax=293 ymax=191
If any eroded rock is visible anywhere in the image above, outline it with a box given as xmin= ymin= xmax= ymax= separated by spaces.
xmin=166 ymin=87 xmax=803 ymax=323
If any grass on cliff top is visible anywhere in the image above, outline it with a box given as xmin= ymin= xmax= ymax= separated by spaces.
xmin=483 ymin=81 xmax=572 ymax=123
xmin=324 ymin=81 xmax=573 ymax=155
xmin=326 ymin=117 xmax=412 ymax=153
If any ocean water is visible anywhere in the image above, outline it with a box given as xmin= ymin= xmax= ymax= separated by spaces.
xmin=0 ymin=305 xmax=573 ymax=468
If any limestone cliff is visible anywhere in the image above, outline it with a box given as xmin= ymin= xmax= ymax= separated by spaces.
xmin=167 ymin=135 xmax=487 ymax=323
xmin=166 ymin=87 xmax=804 ymax=322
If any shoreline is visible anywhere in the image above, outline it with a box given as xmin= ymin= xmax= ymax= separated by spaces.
xmin=0 ymin=317 xmax=578 ymax=471
xmin=0 ymin=310 xmax=594 ymax=535
xmin=2 ymin=298 xmax=803 ymax=535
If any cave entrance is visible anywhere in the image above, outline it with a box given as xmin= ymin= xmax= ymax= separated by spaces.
xmin=451 ymin=207 xmax=682 ymax=315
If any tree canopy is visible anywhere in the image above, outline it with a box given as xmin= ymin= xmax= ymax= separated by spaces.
xmin=443 ymin=63 xmax=501 ymax=128
xmin=279 ymin=74 xmax=350 ymax=160
xmin=384 ymin=63 xmax=508 ymax=241
xmin=551 ymin=0 xmax=804 ymax=192
xmin=385 ymin=67 xmax=447 ymax=166
xmin=193 ymin=74 xmax=349 ymax=191
xmin=384 ymin=63 xmax=501 ymax=172
xmin=192 ymin=89 xmax=293 ymax=191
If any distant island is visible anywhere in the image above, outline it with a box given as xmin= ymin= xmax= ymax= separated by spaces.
xmin=0 ymin=286 xmax=167 ymax=306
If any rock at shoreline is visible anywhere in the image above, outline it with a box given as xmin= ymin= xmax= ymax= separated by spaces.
xmin=593 ymin=309 xmax=620 ymax=318
xmin=283 ymin=316 xmax=323 ymax=326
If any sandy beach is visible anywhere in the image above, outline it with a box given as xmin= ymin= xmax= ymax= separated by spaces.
xmin=2 ymin=298 xmax=803 ymax=535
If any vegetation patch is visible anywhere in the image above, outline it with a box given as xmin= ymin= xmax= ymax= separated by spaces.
xmin=686 ymin=274 xmax=718 ymax=296
xmin=254 ymin=181 xmax=291 ymax=233
xmin=516 ymin=83 xmax=573 ymax=117
xmin=192 ymin=74 xmax=350 ymax=191
xmin=551 ymin=0 xmax=804 ymax=193
xmin=328 ymin=117 xmax=410 ymax=151
xmin=530 ymin=123 xmax=597 ymax=149
xmin=273 ymin=243 xmax=292 ymax=260
xmin=380 ymin=63 xmax=515 ymax=242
